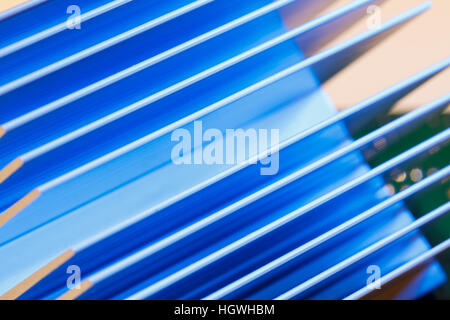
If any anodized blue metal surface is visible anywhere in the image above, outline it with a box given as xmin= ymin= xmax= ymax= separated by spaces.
xmin=0 ymin=0 xmax=448 ymax=301
xmin=16 ymin=59 xmax=449 ymax=300
xmin=0 ymin=2 xmax=430 ymax=242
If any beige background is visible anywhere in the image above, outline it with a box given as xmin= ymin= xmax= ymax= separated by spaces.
xmin=0 ymin=0 xmax=28 ymax=12
xmin=1 ymin=0 xmax=449 ymax=112
xmin=317 ymin=0 xmax=450 ymax=112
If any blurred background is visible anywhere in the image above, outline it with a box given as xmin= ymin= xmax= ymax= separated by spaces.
xmin=285 ymin=0 xmax=450 ymax=112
